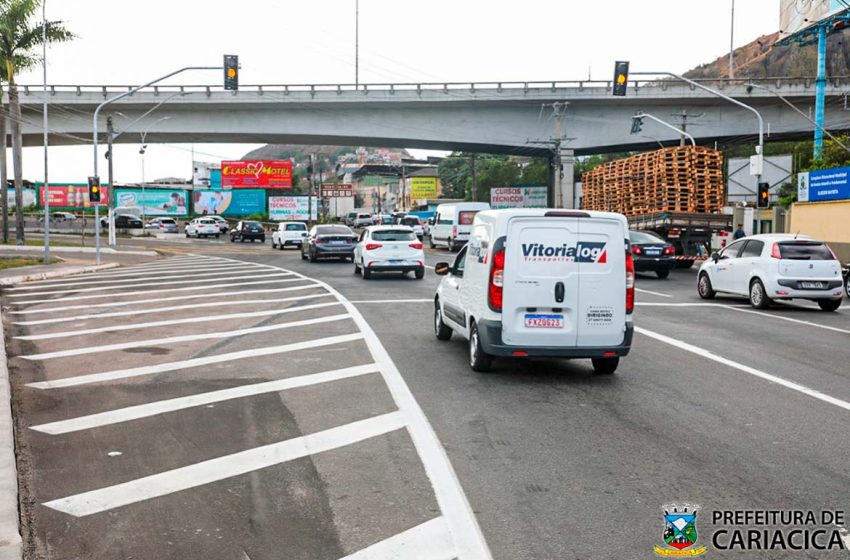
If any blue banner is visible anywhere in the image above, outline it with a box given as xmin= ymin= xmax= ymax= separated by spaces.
xmin=223 ymin=189 xmax=265 ymax=216
xmin=798 ymin=167 xmax=850 ymax=202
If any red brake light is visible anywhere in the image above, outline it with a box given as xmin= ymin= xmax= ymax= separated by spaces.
xmin=626 ymin=251 xmax=635 ymax=314
xmin=663 ymin=246 xmax=675 ymax=255
xmin=452 ymin=225 xmax=458 ymax=239
xmin=632 ymin=246 xmax=643 ymax=255
xmin=771 ymin=242 xmax=781 ymax=259
xmin=409 ymin=243 xmax=423 ymax=249
xmin=365 ymin=243 xmax=382 ymax=251
xmin=489 ymin=248 xmax=505 ymax=311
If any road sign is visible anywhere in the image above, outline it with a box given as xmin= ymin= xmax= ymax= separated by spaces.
xmin=321 ymin=184 xmax=354 ymax=198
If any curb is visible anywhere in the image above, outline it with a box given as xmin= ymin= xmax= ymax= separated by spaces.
xmin=0 ymin=312 xmax=20 ymax=560
xmin=0 ymin=263 xmax=121 ymax=287
xmin=1 ymin=245 xmax=157 ymax=257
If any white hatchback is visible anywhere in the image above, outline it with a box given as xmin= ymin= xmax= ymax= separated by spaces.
xmin=698 ymin=234 xmax=844 ymax=311
xmin=185 ymin=218 xmax=221 ymax=238
xmin=272 ymin=222 xmax=308 ymax=250
xmin=353 ymin=225 xmax=425 ymax=279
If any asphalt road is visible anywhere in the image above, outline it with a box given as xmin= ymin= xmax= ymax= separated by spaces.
xmin=3 ymin=237 xmax=850 ymax=559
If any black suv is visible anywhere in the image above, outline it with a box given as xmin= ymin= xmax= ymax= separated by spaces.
xmin=230 ymin=220 xmax=266 ymax=243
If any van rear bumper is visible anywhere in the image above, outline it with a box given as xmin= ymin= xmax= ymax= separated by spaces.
xmin=476 ymin=319 xmax=633 ymax=358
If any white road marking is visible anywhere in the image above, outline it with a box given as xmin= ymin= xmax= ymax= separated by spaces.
xmin=218 ymin=256 xmax=493 ymax=560
xmin=7 ymin=272 xmax=293 ymax=298
xmin=14 ymin=291 xmax=331 ymax=326
xmin=42 ymin=411 xmax=407 ymax=517
xmin=635 ymin=287 xmax=673 ymax=298
xmin=31 ymin=363 xmax=380 ymax=435
xmin=20 ymin=313 xmax=349 ymax=360
xmin=17 ymin=300 xmax=339 ymax=340
xmin=6 ymin=267 xmax=269 ymax=290
xmin=338 ymin=517 xmax=454 ymax=560
xmin=636 ymin=326 xmax=850 ymax=412
xmin=724 ymin=305 xmax=850 ymax=335
xmin=9 ymin=284 xmax=322 ymax=315
xmin=13 ymin=260 xmax=248 ymax=280
xmin=351 ymin=299 xmax=433 ymax=304
xmin=11 ymin=277 xmax=306 ymax=305
xmin=26 ymin=333 xmax=364 ymax=389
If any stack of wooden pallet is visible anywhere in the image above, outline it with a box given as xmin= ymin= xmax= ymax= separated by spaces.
xmin=581 ymin=146 xmax=724 ymax=216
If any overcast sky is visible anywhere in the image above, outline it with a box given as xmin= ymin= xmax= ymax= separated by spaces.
xmin=12 ymin=0 xmax=779 ymax=184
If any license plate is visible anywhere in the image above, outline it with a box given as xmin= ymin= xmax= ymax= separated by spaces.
xmin=801 ymin=281 xmax=825 ymax=289
xmin=524 ymin=314 xmax=564 ymax=329
xmin=646 ymin=249 xmax=661 ymax=256
xmin=330 ymin=240 xmax=345 ymax=245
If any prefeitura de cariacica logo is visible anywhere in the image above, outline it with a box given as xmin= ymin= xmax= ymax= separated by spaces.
xmin=654 ymin=504 xmax=708 ymax=557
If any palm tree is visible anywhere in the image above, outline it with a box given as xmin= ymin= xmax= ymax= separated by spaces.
xmin=0 ymin=0 xmax=73 ymax=244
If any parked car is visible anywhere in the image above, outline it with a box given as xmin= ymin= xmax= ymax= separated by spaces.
xmin=398 ymin=215 xmax=425 ymax=240
xmin=185 ymin=218 xmax=221 ymax=238
xmin=628 ymin=230 xmax=676 ymax=279
xmin=40 ymin=211 xmax=76 ymax=223
xmin=429 ymin=202 xmax=490 ymax=251
xmin=301 ymin=225 xmax=357 ymax=262
xmin=697 ymin=234 xmax=844 ymax=311
xmin=272 ymin=221 xmax=308 ymax=250
xmin=353 ymin=213 xmax=374 ymax=228
xmin=104 ymin=213 xmax=143 ymax=229
xmin=433 ymin=208 xmax=633 ymax=373
xmin=345 ymin=212 xmax=359 ymax=226
xmin=207 ymin=215 xmax=230 ymax=233
xmin=146 ymin=217 xmax=179 ymax=233
xmin=354 ymin=226 xmax=425 ymax=279
xmin=230 ymin=220 xmax=266 ymax=243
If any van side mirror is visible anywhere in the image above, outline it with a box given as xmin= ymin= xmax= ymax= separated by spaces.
xmin=711 ymin=253 xmax=720 ymax=263
xmin=434 ymin=262 xmax=450 ymax=275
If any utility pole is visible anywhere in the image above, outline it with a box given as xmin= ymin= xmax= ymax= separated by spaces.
xmin=106 ymin=115 xmax=115 ymax=235
xmin=669 ymin=110 xmax=704 ymax=146
xmin=470 ymin=154 xmax=477 ymax=202
xmin=550 ymin=102 xmax=568 ymax=208
xmin=42 ymin=0 xmax=49 ymax=263
xmin=308 ymin=154 xmax=315 ymax=225
xmin=355 ymin=0 xmax=360 ymax=89
xmin=729 ymin=0 xmax=735 ymax=79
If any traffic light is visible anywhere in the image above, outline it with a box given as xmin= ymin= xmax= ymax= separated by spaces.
xmin=630 ymin=114 xmax=644 ymax=135
xmin=88 ymin=176 xmax=101 ymax=203
xmin=613 ymin=61 xmax=630 ymax=96
xmin=224 ymin=55 xmax=239 ymax=91
xmin=757 ymin=182 xmax=770 ymax=208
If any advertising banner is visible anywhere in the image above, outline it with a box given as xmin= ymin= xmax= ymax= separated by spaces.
xmin=321 ymin=184 xmax=354 ymax=198
xmin=269 ymin=196 xmax=318 ymax=221
xmin=114 ymin=188 xmax=189 ymax=216
xmin=38 ymin=184 xmax=109 ymax=209
xmin=490 ymin=185 xmax=548 ymax=209
xmin=780 ymin=0 xmax=847 ymax=37
xmin=9 ymin=188 xmax=37 ymax=208
xmin=193 ymin=189 xmax=265 ymax=216
xmin=221 ymin=160 xmax=293 ymax=188
xmin=797 ymin=167 xmax=850 ymax=202
xmin=410 ymin=177 xmax=438 ymax=200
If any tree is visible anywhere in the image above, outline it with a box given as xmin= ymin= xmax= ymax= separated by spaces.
xmin=0 ymin=0 xmax=74 ymax=244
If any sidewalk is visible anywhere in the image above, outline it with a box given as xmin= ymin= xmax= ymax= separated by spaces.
xmin=0 ymin=251 xmax=160 ymax=287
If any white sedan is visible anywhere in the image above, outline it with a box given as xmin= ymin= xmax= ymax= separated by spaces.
xmin=185 ymin=218 xmax=221 ymax=238
xmin=697 ymin=234 xmax=844 ymax=311
xmin=353 ymin=225 xmax=425 ymax=279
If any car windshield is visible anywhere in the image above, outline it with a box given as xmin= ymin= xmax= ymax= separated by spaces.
xmin=317 ymin=226 xmax=352 ymax=236
xmin=371 ymin=229 xmax=416 ymax=241
xmin=778 ymin=241 xmax=834 ymax=260
xmin=160 ymin=219 xmax=176 ymax=225
xmin=285 ymin=224 xmax=306 ymax=231
xmin=629 ymin=231 xmax=665 ymax=244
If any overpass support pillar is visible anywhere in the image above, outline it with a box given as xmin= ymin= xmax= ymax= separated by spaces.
xmin=553 ymin=147 xmax=575 ymax=209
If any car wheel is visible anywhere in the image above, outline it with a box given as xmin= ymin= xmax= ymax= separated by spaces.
xmin=415 ymin=267 xmax=425 ymax=280
xmin=656 ymin=269 xmax=670 ymax=279
xmin=278 ymin=242 xmax=285 ymax=251
xmin=429 ymin=236 xmax=436 ymax=249
xmin=353 ymin=260 xmax=361 ymax=275
xmin=309 ymin=251 xmax=317 ymax=263
xmin=271 ymin=240 xmax=276 ymax=249
xmin=185 ymin=232 xmax=190 ymax=238
xmin=749 ymin=279 xmax=772 ymax=309
xmin=845 ymin=277 xmax=850 ymax=299
xmin=697 ymin=273 xmax=716 ymax=300
xmin=817 ymin=299 xmax=842 ymax=312
xmin=301 ymin=250 xmax=307 ymax=261
xmin=468 ymin=321 xmax=493 ymax=372
xmin=592 ymin=357 xmax=619 ymax=375
xmin=434 ymin=303 xmax=452 ymax=341
xmin=260 ymin=237 xmax=265 ymax=243
xmin=362 ymin=264 xmax=372 ymax=279
xmin=215 ymin=234 xmax=220 ymax=239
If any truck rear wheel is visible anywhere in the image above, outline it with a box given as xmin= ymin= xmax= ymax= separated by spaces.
xmin=592 ymin=357 xmax=619 ymax=375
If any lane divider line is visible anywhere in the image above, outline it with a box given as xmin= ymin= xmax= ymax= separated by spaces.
xmin=30 ymin=363 xmax=381 ymax=435
xmin=26 ymin=333 xmax=365 ymax=389
xmin=634 ymin=288 xmax=673 ymax=298
xmin=42 ymin=411 xmax=406 ymax=517
xmin=635 ymin=326 xmax=850 ymax=413
xmin=350 ymin=299 xmax=433 ymax=304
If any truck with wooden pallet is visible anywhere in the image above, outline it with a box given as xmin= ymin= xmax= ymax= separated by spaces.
xmin=627 ymin=211 xmax=733 ymax=267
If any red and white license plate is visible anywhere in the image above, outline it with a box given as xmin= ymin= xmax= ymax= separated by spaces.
xmin=524 ymin=314 xmax=564 ymax=329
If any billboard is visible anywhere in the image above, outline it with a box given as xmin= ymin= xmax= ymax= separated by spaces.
xmin=269 ymin=196 xmax=318 ymax=221
xmin=797 ymin=166 xmax=850 ymax=202
xmin=410 ymin=177 xmax=438 ymax=199
xmin=193 ymin=189 xmax=265 ymax=216
xmin=321 ymin=184 xmax=354 ymax=198
xmin=8 ymin=188 xmax=37 ymax=208
xmin=727 ymin=155 xmax=791 ymax=204
xmin=490 ymin=185 xmax=548 ymax=209
xmin=113 ymin=188 xmax=189 ymax=217
xmin=38 ymin=184 xmax=108 ymax=210
xmin=781 ymin=0 xmax=847 ymax=36
xmin=221 ymin=160 xmax=293 ymax=188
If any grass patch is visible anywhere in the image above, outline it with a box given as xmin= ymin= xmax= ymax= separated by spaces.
xmin=0 ymin=257 xmax=60 ymax=270
xmin=3 ymin=240 xmax=84 ymax=248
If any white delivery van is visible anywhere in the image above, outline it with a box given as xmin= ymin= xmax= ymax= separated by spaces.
xmin=429 ymin=202 xmax=490 ymax=252
xmin=434 ymin=208 xmax=634 ymax=373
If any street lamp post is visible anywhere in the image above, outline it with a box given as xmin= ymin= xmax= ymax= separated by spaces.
xmin=42 ymin=0 xmax=49 ymax=263
xmin=138 ymin=116 xmax=171 ymax=224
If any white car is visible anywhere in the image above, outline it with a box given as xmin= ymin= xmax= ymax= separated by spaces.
xmin=398 ymin=215 xmax=425 ymax=239
xmin=272 ymin=222 xmax=308 ymax=250
xmin=353 ymin=213 xmax=374 ymax=228
xmin=434 ymin=208 xmax=633 ymax=373
xmin=185 ymin=218 xmax=221 ymax=238
xmin=206 ymin=214 xmax=229 ymax=233
xmin=697 ymin=234 xmax=844 ymax=311
xmin=429 ymin=202 xmax=490 ymax=252
xmin=353 ymin=225 xmax=425 ymax=279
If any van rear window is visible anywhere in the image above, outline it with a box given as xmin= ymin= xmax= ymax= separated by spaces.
xmin=778 ymin=242 xmax=834 ymax=260
xmin=458 ymin=211 xmax=478 ymax=225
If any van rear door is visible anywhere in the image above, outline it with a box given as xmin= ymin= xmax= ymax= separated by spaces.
xmin=502 ymin=216 xmax=581 ymax=348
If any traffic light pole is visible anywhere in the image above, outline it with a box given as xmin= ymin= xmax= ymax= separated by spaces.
xmin=633 ymin=112 xmax=696 ymax=146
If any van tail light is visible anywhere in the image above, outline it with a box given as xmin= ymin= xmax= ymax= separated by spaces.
xmin=632 ymin=246 xmax=643 ymax=255
xmin=489 ymin=248 xmax=505 ymax=311
xmin=663 ymin=246 xmax=675 ymax=256
xmin=626 ymin=251 xmax=635 ymax=314
xmin=365 ymin=243 xmax=382 ymax=251
xmin=770 ymin=242 xmax=781 ymax=259
xmin=409 ymin=242 xmax=423 ymax=249
xmin=452 ymin=225 xmax=457 ymax=239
